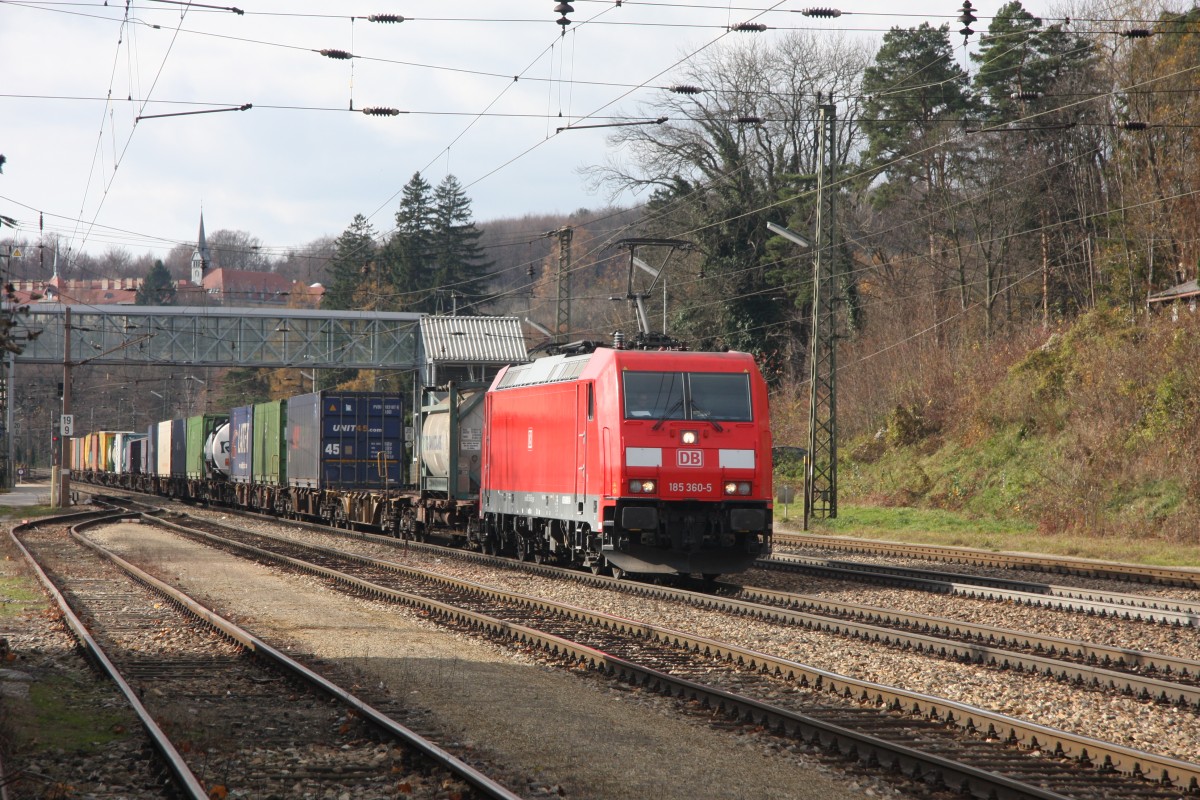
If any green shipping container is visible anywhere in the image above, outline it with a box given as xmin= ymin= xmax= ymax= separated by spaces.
xmin=252 ymin=399 xmax=287 ymax=486
xmin=186 ymin=413 xmax=228 ymax=479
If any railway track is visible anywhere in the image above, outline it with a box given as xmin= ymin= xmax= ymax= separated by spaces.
xmin=7 ymin=510 xmax=522 ymax=800
xmin=772 ymin=531 xmax=1200 ymax=590
xmin=85 ymin=492 xmax=1200 ymax=707
xmin=122 ymin=507 xmax=1200 ymax=799
xmin=759 ymin=552 xmax=1200 ymax=626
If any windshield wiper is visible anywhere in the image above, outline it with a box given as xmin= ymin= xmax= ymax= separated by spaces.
xmin=651 ymin=398 xmax=685 ymax=430
xmin=691 ymin=403 xmax=724 ymax=431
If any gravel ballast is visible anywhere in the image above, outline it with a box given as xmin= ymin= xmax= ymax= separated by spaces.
xmin=5 ymin=523 xmax=897 ymax=800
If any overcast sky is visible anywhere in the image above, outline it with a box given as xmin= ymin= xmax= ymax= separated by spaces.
xmin=2 ymin=0 xmax=1058 ymax=265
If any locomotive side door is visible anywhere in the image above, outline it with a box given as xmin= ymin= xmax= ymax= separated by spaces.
xmin=575 ymin=383 xmax=589 ymax=515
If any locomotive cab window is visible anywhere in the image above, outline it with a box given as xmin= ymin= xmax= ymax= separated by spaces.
xmin=623 ymin=371 xmax=752 ymax=421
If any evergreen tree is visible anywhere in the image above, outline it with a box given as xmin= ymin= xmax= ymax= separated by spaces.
xmin=376 ymin=172 xmax=435 ymax=311
xmin=860 ymin=24 xmax=974 ymax=205
xmin=971 ymin=2 xmax=1094 ymax=125
xmin=135 ymin=259 xmax=176 ymax=305
xmin=430 ymin=175 xmax=493 ymax=314
xmin=322 ymin=214 xmax=377 ymax=311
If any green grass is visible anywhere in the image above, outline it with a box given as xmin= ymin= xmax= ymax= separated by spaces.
xmin=0 ymin=503 xmax=59 ymax=519
xmin=18 ymin=675 xmax=135 ymax=753
xmin=0 ymin=576 xmax=43 ymax=617
xmin=780 ymin=503 xmax=1200 ymax=567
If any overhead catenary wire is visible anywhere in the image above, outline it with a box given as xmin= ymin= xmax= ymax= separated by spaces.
xmin=2 ymin=0 xmax=1190 ymax=331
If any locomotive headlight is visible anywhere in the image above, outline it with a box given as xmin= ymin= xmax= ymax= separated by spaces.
xmin=680 ymin=430 xmax=699 ymax=445
xmin=630 ymin=479 xmax=656 ymax=494
xmin=724 ymin=481 xmax=752 ymax=496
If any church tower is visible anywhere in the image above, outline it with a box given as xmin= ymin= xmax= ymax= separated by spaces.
xmin=190 ymin=213 xmax=211 ymax=285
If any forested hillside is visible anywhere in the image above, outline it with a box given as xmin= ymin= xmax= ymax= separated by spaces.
xmin=771 ymin=307 xmax=1199 ymax=544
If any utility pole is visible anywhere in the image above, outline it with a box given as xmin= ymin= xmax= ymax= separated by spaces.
xmin=805 ymin=99 xmax=839 ymax=528
xmin=54 ymin=307 xmax=73 ymax=507
xmin=549 ymin=227 xmax=573 ymax=339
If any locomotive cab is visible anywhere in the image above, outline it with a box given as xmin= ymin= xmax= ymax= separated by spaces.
xmin=608 ymin=361 xmax=773 ymax=576
xmin=480 ymin=347 xmax=773 ymax=579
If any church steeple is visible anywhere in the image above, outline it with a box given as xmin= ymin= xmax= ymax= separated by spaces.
xmin=190 ymin=212 xmax=211 ymax=286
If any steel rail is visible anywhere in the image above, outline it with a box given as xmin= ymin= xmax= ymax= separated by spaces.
xmin=773 ymin=531 xmax=1200 ymax=589
xmin=761 ymin=554 xmax=1200 ymax=626
xmin=801 ymin=555 xmax=1200 ymax=615
xmin=66 ymin=517 xmax=524 ymax=800
xmin=140 ymin=501 xmax=1200 ymax=702
xmin=163 ymin=512 xmax=1200 ymax=707
xmin=729 ymin=585 xmax=1200 ymax=690
xmin=140 ymin=513 xmax=1200 ymax=796
xmin=9 ymin=513 xmax=210 ymax=800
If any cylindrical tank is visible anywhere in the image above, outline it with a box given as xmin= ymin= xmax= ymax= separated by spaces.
xmin=205 ymin=422 xmax=231 ymax=477
xmin=420 ymin=387 xmax=484 ymax=497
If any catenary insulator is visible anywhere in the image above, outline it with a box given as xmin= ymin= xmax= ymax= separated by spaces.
xmin=320 ymin=49 xmax=353 ymax=59
xmin=730 ymin=22 xmax=767 ymax=32
xmin=368 ymin=14 xmax=405 ymax=23
xmin=958 ymin=0 xmax=976 ymax=39
xmin=670 ymin=85 xmax=703 ymax=94
xmin=1121 ymin=28 xmax=1152 ymax=37
xmin=1122 ymin=121 xmax=1149 ymax=130
xmin=736 ymin=115 xmax=764 ymax=124
xmin=362 ymin=107 xmax=401 ymax=116
xmin=801 ymin=8 xmax=842 ymax=17
xmin=1010 ymin=91 xmax=1043 ymax=100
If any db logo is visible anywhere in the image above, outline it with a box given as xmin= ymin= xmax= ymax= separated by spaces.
xmin=677 ymin=449 xmax=703 ymax=468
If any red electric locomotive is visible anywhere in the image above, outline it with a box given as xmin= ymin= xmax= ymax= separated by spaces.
xmin=479 ymin=346 xmax=772 ymax=578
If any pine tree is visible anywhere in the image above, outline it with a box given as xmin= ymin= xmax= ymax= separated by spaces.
xmin=322 ymin=214 xmax=377 ymax=311
xmin=377 ymin=172 xmax=435 ymax=311
xmin=135 ymin=260 xmax=176 ymax=305
xmin=860 ymin=23 xmax=974 ymax=204
xmin=430 ymin=175 xmax=493 ymax=314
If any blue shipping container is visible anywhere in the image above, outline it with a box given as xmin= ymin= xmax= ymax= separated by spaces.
xmin=230 ymin=405 xmax=254 ymax=484
xmin=286 ymin=391 xmax=404 ymax=489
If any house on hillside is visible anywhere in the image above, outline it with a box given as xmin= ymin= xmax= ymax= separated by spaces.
xmin=1147 ymin=278 xmax=1199 ymax=320
xmin=8 ymin=275 xmax=140 ymax=305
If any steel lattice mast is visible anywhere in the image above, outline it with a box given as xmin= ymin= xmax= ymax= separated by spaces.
xmin=806 ymin=100 xmax=838 ymax=527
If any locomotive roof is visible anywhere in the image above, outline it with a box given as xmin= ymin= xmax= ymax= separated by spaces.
xmin=494 ymin=350 xmax=594 ymax=389
xmin=493 ymin=347 xmax=756 ymax=390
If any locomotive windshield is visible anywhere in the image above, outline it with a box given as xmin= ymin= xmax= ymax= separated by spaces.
xmin=623 ymin=372 xmax=752 ymax=421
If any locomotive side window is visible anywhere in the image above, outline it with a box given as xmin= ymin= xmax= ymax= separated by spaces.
xmin=623 ymin=371 xmax=752 ymax=421
xmin=688 ymin=373 xmax=752 ymax=421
